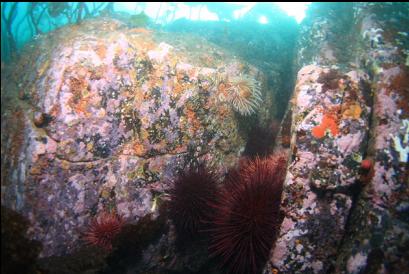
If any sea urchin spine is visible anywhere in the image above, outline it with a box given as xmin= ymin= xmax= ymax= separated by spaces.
xmin=209 ymin=152 xmax=287 ymax=274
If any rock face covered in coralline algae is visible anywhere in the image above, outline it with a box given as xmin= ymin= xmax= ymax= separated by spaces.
xmin=0 ymin=18 xmax=267 ymax=257
xmin=268 ymin=3 xmax=409 ymax=273
xmin=1 ymin=4 xmax=408 ymax=272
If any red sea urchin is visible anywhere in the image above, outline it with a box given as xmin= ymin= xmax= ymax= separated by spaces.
xmin=209 ymin=152 xmax=287 ymax=274
xmin=168 ymin=163 xmax=219 ymax=241
xmin=83 ymin=210 xmax=125 ymax=251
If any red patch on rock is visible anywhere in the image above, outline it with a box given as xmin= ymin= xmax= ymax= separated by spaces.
xmin=312 ymin=113 xmax=339 ymax=138
xmin=361 ymin=159 xmax=373 ymax=170
xmin=359 ymin=158 xmax=374 ymax=184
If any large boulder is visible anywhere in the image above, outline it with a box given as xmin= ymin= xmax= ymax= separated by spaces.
xmin=270 ymin=64 xmax=372 ymax=273
xmin=1 ymin=18 xmax=267 ymax=257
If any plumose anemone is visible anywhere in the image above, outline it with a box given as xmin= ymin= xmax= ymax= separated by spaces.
xmin=226 ymin=74 xmax=262 ymax=116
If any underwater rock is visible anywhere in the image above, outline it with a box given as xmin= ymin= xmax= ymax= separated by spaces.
xmin=334 ymin=3 xmax=409 ymax=274
xmin=270 ymin=64 xmax=371 ymax=273
xmin=0 ymin=18 xmax=266 ymax=257
xmin=2 ymin=3 xmax=407 ymax=272
xmin=269 ymin=2 xmax=409 ymax=273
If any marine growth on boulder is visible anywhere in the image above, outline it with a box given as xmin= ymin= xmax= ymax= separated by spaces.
xmin=1 ymin=17 xmax=266 ymax=257
xmin=1 ymin=2 xmax=408 ymax=274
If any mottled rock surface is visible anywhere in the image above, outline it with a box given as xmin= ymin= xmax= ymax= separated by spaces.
xmin=335 ymin=3 xmax=409 ymax=274
xmin=270 ymin=65 xmax=371 ymax=273
xmin=1 ymin=3 xmax=408 ymax=273
xmin=1 ymin=18 xmax=268 ymax=257
xmin=268 ymin=3 xmax=409 ymax=273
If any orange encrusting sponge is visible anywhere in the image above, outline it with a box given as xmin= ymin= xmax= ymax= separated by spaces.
xmin=311 ymin=113 xmax=339 ymax=138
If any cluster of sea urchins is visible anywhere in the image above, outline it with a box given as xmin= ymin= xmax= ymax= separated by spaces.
xmin=209 ymin=152 xmax=287 ymax=274
xmin=168 ymin=163 xmax=219 ymax=243
xmin=168 ymin=152 xmax=287 ymax=274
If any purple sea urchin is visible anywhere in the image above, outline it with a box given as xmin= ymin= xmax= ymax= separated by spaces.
xmin=209 ymin=152 xmax=287 ymax=274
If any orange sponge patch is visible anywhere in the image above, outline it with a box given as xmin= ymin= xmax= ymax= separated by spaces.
xmin=312 ymin=113 xmax=339 ymax=138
